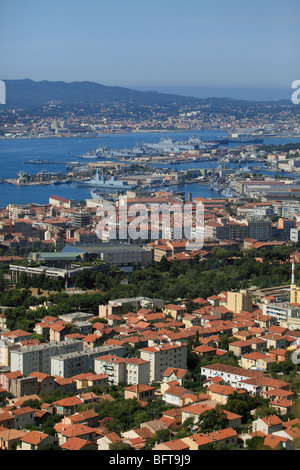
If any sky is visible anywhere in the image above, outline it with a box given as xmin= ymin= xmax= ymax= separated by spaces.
xmin=1 ymin=0 xmax=300 ymax=100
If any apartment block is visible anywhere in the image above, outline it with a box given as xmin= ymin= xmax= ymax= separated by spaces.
xmin=50 ymin=344 xmax=124 ymax=378
xmin=201 ymin=363 xmax=262 ymax=389
xmin=226 ymin=289 xmax=252 ymax=314
xmin=94 ymin=355 xmax=150 ymax=385
xmin=262 ymin=302 xmax=300 ymax=322
xmin=10 ymin=339 xmax=84 ymax=376
xmin=0 ymin=339 xmax=20 ymax=367
xmin=140 ymin=343 xmax=187 ymax=383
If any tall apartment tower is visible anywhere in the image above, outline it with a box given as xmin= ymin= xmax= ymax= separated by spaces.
xmin=227 ymin=289 xmax=252 ymax=314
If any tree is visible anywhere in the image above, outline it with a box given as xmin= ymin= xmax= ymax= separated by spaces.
xmin=0 ymin=273 xmax=5 ymax=292
xmin=198 ymin=406 xmax=229 ymax=433
xmin=193 ymin=331 xmax=200 ymax=348
xmin=224 ymin=397 xmax=249 ymax=420
xmin=109 ymin=442 xmax=131 ymax=450
xmin=21 ymin=399 xmax=41 ymax=409
xmin=74 ymin=270 xmax=94 ymax=290
xmin=182 ymin=416 xmax=195 ymax=432
xmin=269 ymin=359 xmax=296 ymax=375
xmin=133 ymin=410 xmax=149 ymax=428
xmin=37 ymin=443 xmax=61 ymax=450
xmin=245 ymin=435 xmax=265 ymax=450
xmin=253 ymin=405 xmax=279 ymax=420
xmin=155 ymin=429 xmax=172 ymax=443
xmin=158 ymin=256 xmax=170 ymax=272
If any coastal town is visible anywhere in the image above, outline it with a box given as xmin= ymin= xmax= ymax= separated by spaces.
xmin=1 ymin=85 xmax=300 ymax=140
xmin=0 ymin=140 xmax=300 ymax=451
xmin=2 ymin=0 xmax=300 ymax=456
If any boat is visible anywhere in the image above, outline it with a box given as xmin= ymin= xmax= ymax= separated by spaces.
xmin=220 ymin=187 xmax=236 ymax=198
xmin=209 ymin=179 xmax=222 ymax=192
xmin=144 ymin=136 xmax=219 ymax=153
xmin=23 ymin=158 xmax=51 ymax=164
xmin=79 ymin=145 xmax=110 ymax=159
xmin=226 ymin=133 xmax=264 ymax=144
xmin=237 ymin=164 xmax=252 ymax=173
xmin=81 ymin=170 xmax=135 ymax=189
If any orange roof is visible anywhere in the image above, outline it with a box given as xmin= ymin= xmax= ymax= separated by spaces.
xmin=261 ymin=415 xmax=283 ymax=427
xmin=264 ymin=434 xmax=288 ymax=449
xmin=208 ymin=384 xmax=236 ymax=396
xmin=61 ymin=436 xmax=94 ymax=450
xmin=59 ymin=423 xmax=95 ymax=438
xmin=163 ymin=367 xmax=188 ymax=378
xmin=209 ymin=427 xmax=238 ymax=441
xmin=53 ymin=396 xmax=83 ymax=407
xmin=125 ymin=384 xmax=156 ymax=393
xmin=158 ymin=439 xmax=190 ymax=450
xmin=20 ymin=430 xmax=50 ymax=445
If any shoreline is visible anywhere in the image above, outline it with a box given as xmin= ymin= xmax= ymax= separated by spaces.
xmin=0 ymin=128 xmax=213 ymax=141
xmin=1 ymin=129 xmax=300 ymax=141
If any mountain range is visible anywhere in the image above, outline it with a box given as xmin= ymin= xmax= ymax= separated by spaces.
xmin=0 ymin=79 xmax=292 ymax=110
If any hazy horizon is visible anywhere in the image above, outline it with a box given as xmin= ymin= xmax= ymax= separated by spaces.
xmin=1 ymin=0 xmax=299 ymax=97
xmin=1 ymin=78 xmax=293 ymax=102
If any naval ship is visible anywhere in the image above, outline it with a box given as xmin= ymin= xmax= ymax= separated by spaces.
xmin=144 ymin=136 xmax=219 ymax=153
xmin=79 ymin=145 xmax=110 ymax=159
xmin=81 ymin=170 xmax=135 ymax=189
xmin=225 ymin=133 xmax=264 ymax=144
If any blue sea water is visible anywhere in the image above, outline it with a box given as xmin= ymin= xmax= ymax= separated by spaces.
xmin=0 ymin=130 xmax=300 ymax=207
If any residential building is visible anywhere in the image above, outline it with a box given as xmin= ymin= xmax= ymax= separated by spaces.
xmin=10 ymin=339 xmax=84 ymax=375
xmin=50 ymin=344 xmax=124 ymax=378
xmin=94 ymin=355 xmax=150 ymax=386
xmin=227 ymin=290 xmax=252 ymax=314
xmin=140 ymin=343 xmax=187 ymax=383
xmin=17 ymin=430 xmax=58 ymax=450
xmin=251 ymin=415 xmax=283 ymax=435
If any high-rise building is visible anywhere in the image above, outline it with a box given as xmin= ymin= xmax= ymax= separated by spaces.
xmin=227 ymin=289 xmax=252 ymax=314
xmin=73 ymin=212 xmax=91 ymax=228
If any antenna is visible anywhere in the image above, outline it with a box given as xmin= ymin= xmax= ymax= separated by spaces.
xmin=292 ymin=255 xmax=295 ymax=285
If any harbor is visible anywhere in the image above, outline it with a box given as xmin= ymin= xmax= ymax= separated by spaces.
xmin=1 ymin=130 xmax=300 ymax=207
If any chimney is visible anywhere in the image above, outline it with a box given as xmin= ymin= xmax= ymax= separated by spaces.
xmin=292 ymin=256 xmax=295 ymax=285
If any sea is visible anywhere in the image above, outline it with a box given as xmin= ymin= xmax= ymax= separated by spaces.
xmin=1 ymin=129 xmax=300 ymax=208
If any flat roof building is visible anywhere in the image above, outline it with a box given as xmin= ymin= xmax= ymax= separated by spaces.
xmin=10 ymin=339 xmax=84 ymax=376
xmin=50 ymin=344 xmax=124 ymax=378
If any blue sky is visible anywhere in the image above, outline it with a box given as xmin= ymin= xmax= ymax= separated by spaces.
xmin=1 ymin=0 xmax=300 ymax=99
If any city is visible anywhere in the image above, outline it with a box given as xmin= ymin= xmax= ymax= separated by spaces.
xmin=1 ymin=0 xmax=300 ymax=457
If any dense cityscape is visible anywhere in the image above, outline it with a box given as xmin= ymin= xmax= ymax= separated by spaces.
xmin=1 ymin=0 xmax=300 ymax=457
xmin=0 ymin=116 xmax=300 ymax=452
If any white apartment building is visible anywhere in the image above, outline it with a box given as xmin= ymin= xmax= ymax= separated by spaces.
xmin=140 ymin=342 xmax=187 ymax=383
xmin=201 ymin=363 xmax=262 ymax=389
xmin=275 ymin=203 xmax=300 ymax=219
xmin=94 ymin=355 xmax=150 ymax=385
xmin=0 ymin=339 xmax=20 ymax=367
xmin=125 ymin=358 xmax=150 ymax=385
xmin=94 ymin=355 xmax=125 ymax=385
xmin=262 ymin=302 xmax=300 ymax=322
xmin=108 ymin=297 xmax=164 ymax=310
xmin=290 ymin=228 xmax=300 ymax=243
xmin=58 ymin=311 xmax=94 ymax=323
xmin=50 ymin=344 xmax=124 ymax=378
xmin=10 ymin=339 xmax=84 ymax=376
